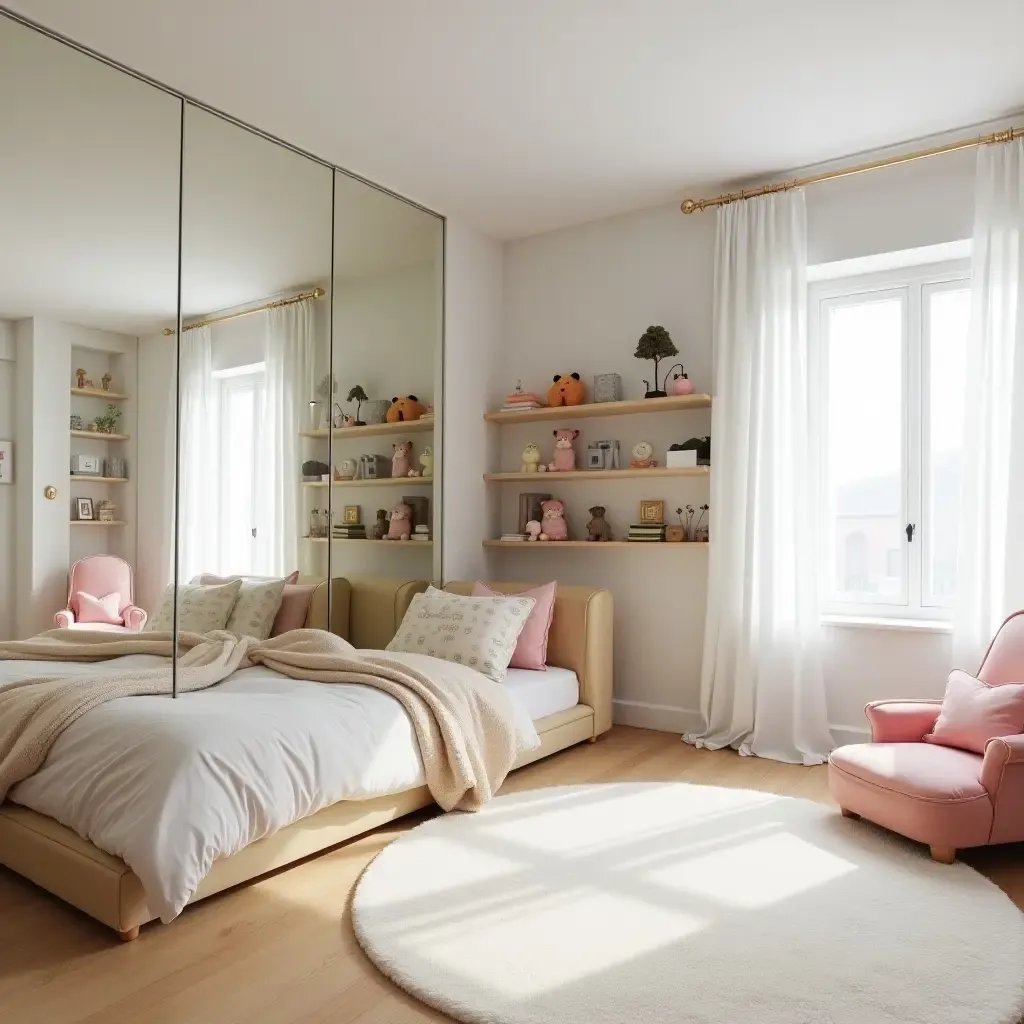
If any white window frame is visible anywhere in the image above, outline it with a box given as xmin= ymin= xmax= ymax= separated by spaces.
xmin=810 ymin=259 xmax=970 ymax=623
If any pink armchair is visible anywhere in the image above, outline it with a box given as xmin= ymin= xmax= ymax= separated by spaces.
xmin=829 ymin=611 xmax=1024 ymax=864
xmin=54 ymin=555 xmax=147 ymax=632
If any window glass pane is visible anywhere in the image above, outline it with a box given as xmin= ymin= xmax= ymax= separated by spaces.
xmin=221 ymin=384 xmax=256 ymax=574
xmin=924 ymin=286 xmax=970 ymax=605
xmin=826 ymin=296 xmax=905 ymax=604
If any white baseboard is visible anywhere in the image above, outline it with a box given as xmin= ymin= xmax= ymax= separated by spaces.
xmin=612 ymin=699 xmax=703 ymax=734
xmin=830 ymin=723 xmax=870 ymax=747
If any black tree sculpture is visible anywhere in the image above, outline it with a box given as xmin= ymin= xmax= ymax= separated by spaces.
xmin=634 ymin=325 xmax=679 ymax=398
xmin=347 ymin=385 xmax=368 ymax=426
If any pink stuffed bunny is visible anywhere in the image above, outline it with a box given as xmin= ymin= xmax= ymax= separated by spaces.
xmin=539 ymin=499 xmax=568 ymax=541
xmin=392 ymin=440 xmax=413 ymax=478
xmin=385 ymin=502 xmax=412 ymax=540
xmin=548 ymin=429 xmax=580 ymax=472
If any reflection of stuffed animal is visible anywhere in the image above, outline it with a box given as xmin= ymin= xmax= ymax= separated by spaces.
xmin=521 ymin=443 xmax=546 ymax=473
xmin=539 ymin=499 xmax=568 ymax=541
xmin=385 ymin=502 xmax=412 ymax=540
xmin=547 ymin=373 xmax=586 ymax=407
xmin=392 ymin=440 xmax=414 ymax=478
xmin=586 ymin=505 xmax=612 ymax=542
xmin=418 ymin=446 xmax=433 ymax=478
xmin=525 ymin=520 xmax=542 ymax=541
xmin=548 ymin=429 xmax=580 ymax=472
xmin=629 ymin=441 xmax=658 ymax=469
xmin=386 ymin=395 xmax=427 ymax=423
xmin=369 ymin=509 xmax=389 ymax=540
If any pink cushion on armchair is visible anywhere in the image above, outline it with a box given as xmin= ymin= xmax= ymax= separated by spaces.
xmin=925 ymin=669 xmax=1024 ymax=754
xmin=71 ymin=591 xmax=123 ymax=625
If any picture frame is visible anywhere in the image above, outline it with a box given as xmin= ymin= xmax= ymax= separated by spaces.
xmin=639 ymin=500 xmax=664 ymax=524
xmin=74 ymin=497 xmax=94 ymax=521
xmin=342 ymin=505 xmax=361 ymax=525
xmin=0 ymin=440 xmax=11 ymax=484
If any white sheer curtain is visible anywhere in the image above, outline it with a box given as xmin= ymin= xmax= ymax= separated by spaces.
xmin=254 ymin=299 xmax=315 ymax=576
xmin=684 ymin=190 xmax=833 ymax=765
xmin=952 ymin=139 xmax=1024 ymax=667
xmin=173 ymin=326 xmax=221 ymax=584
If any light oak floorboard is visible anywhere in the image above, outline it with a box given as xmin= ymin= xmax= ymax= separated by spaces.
xmin=0 ymin=726 xmax=1020 ymax=1023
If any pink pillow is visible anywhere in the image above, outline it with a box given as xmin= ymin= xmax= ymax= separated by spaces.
xmin=924 ymin=669 xmax=1024 ymax=754
xmin=472 ymin=581 xmax=556 ymax=671
xmin=271 ymin=584 xmax=317 ymax=635
xmin=197 ymin=571 xmax=299 ymax=585
xmin=72 ymin=590 xmax=123 ymax=625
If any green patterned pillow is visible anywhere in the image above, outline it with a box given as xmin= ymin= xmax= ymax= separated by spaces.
xmin=224 ymin=578 xmax=288 ymax=640
xmin=386 ymin=587 xmax=536 ymax=683
xmin=144 ymin=580 xmax=243 ymax=634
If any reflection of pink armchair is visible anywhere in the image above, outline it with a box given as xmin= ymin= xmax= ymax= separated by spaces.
xmin=829 ymin=611 xmax=1024 ymax=864
xmin=54 ymin=556 xmax=147 ymax=632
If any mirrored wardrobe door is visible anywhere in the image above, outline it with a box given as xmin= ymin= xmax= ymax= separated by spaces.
xmin=0 ymin=13 xmax=182 ymax=642
xmin=175 ymin=104 xmax=334 ymax=644
xmin=326 ymin=171 xmax=444 ymax=614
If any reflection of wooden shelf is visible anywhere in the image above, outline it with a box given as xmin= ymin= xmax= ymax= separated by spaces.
xmin=71 ymin=387 xmax=128 ymax=401
xmin=300 ymin=418 xmax=434 ymax=440
xmin=484 ymin=394 xmax=711 ymax=424
xmin=71 ymin=520 xmax=126 ymax=527
xmin=302 ymin=477 xmax=433 ymax=488
xmin=484 ymin=540 xmax=709 ymax=549
xmin=71 ymin=430 xmax=130 ymax=441
xmin=485 ymin=467 xmax=709 ymax=482
xmin=71 ymin=476 xmax=129 ymax=484
xmin=304 ymin=537 xmax=433 ymax=547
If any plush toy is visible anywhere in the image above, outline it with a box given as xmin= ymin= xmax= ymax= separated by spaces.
xmin=538 ymin=498 xmax=568 ymax=541
xmin=418 ymin=446 xmax=433 ymax=478
xmin=547 ymin=373 xmax=587 ymax=407
xmin=385 ymin=502 xmax=413 ymax=541
xmin=629 ymin=440 xmax=658 ymax=469
xmin=369 ymin=509 xmax=389 ymax=540
xmin=392 ymin=440 xmax=414 ymax=478
xmin=521 ymin=443 xmax=546 ymax=473
xmin=586 ymin=505 xmax=613 ymax=542
xmin=386 ymin=395 xmax=427 ymax=423
xmin=548 ymin=429 xmax=580 ymax=472
xmin=524 ymin=520 xmax=543 ymax=541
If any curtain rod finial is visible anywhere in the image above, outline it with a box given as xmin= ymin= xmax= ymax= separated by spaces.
xmin=680 ymin=198 xmax=698 ymax=215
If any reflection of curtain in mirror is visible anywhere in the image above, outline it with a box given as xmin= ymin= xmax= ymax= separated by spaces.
xmin=174 ymin=326 xmax=221 ymax=583
xmin=255 ymin=300 xmax=315 ymax=576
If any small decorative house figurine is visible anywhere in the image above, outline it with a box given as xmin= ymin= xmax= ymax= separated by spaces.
xmin=101 ymin=372 xmax=113 ymax=392
xmin=97 ymin=500 xmax=116 ymax=523
xmin=75 ymin=368 xmax=87 ymax=389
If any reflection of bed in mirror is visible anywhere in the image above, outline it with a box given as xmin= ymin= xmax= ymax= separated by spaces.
xmin=0 ymin=580 xmax=612 ymax=941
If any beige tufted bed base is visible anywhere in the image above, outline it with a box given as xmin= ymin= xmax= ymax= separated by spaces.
xmin=0 ymin=579 xmax=613 ymax=940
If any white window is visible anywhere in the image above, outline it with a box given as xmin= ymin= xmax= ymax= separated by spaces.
xmin=213 ymin=363 xmax=265 ymax=576
xmin=811 ymin=261 xmax=970 ymax=621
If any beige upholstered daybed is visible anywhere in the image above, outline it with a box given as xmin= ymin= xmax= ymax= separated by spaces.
xmin=0 ymin=578 xmax=612 ymax=940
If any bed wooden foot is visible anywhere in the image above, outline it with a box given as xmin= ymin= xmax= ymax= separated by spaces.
xmin=587 ymin=735 xmax=598 ymax=744
xmin=930 ymin=845 xmax=956 ymax=865
xmin=118 ymin=926 xmax=140 ymax=942
xmin=840 ymin=807 xmax=860 ymax=819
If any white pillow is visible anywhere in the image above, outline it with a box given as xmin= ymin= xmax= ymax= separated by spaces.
xmin=386 ymin=586 xmax=536 ymax=683
xmin=224 ymin=578 xmax=287 ymax=640
xmin=144 ymin=580 xmax=243 ymax=634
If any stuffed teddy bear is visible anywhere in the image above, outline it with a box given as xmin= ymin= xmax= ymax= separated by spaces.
xmin=385 ymin=502 xmax=412 ymax=540
xmin=547 ymin=373 xmax=587 ymax=407
xmin=386 ymin=395 xmax=427 ymax=423
xmin=548 ymin=428 xmax=580 ymax=472
xmin=586 ymin=506 xmax=612 ymax=541
xmin=418 ymin=446 xmax=433 ymax=478
xmin=369 ymin=509 xmax=389 ymax=540
xmin=538 ymin=498 xmax=568 ymax=541
xmin=392 ymin=440 xmax=414 ymax=478
xmin=521 ymin=443 xmax=546 ymax=473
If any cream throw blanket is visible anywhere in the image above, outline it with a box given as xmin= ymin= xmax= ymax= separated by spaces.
xmin=0 ymin=628 xmax=519 ymax=812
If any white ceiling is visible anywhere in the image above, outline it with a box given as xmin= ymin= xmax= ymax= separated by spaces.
xmin=6 ymin=0 xmax=1024 ymax=240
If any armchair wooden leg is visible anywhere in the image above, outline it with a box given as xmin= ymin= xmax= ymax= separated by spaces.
xmin=118 ymin=926 xmax=140 ymax=942
xmin=929 ymin=845 xmax=956 ymax=865
xmin=840 ymin=807 xmax=860 ymax=819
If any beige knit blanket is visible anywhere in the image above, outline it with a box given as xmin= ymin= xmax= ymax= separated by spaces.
xmin=0 ymin=628 xmax=519 ymax=812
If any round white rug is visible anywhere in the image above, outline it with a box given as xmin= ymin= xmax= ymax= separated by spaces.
xmin=353 ymin=783 xmax=1024 ymax=1024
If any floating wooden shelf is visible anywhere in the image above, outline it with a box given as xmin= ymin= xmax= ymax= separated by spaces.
xmin=71 ymin=430 xmax=130 ymax=442
xmin=70 ymin=476 xmax=129 ymax=484
xmin=484 ymin=394 xmax=711 ymax=425
xmin=71 ymin=387 xmax=128 ymax=401
xmin=302 ymin=477 xmax=433 ymax=488
xmin=300 ymin=418 xmax=434 ymax=440
xmin=304 ymin=537 xmax=433 ymax=547
xmin=484 ymin=540 xmax=709 ymax=549
xmin=485 ymin=466 xmax=709 ymax=482
xmin=71 ymin=520 xmax=126 ymax=527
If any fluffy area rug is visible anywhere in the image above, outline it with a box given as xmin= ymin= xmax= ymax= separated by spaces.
xmin=352 ymin=783 xmax=1024 ymax=1024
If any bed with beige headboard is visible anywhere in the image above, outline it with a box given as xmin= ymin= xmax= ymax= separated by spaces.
xmin=0 ymin=578 xmax=612 ymax=940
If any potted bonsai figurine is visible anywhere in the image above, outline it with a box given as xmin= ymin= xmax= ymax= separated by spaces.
xmin=634 ymin=325 xmax=678 ymax=398
xmin=347 ymin=385 xmax=369 ymax=426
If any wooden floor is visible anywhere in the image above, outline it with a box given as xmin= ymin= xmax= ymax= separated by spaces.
xmin=1 ymin=726 xmax=1021 ymax=1024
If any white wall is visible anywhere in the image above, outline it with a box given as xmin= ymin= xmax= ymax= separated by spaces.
xmin=0 ymin=321 xmax=15 ymax=639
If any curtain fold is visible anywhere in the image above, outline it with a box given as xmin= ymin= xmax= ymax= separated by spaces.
xmin=684 ymin=190 xmax=833 ymax=765
xmin=952 ymin=140 xmax=1024 ymax=668
xmin=254 ymin=299 xmax=315 ymax=576
xmin=173 ymin=326 xmax=220 ymax=585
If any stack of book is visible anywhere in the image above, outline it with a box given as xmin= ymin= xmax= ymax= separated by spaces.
xmin=500 ymin=382 xmax=545 ymax=413
xmin=499 ymin=532 xmax=528 ymax=542
xmin=332 ymin=524 xmax=366 ymax=540
xmin=628 ymin=523 xmax=666 ymax=543
xmin=413 ymin=525 xmax=431 ymax=541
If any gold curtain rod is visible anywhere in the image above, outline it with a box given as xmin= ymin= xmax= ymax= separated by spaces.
xmin=162 ymin=287 xmax=325 ymax=335
xmin=680 ymin=126 xmax=1024 ymax=214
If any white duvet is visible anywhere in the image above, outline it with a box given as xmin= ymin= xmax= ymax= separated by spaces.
xmin=1 ymin=654 xmax=539 ymax=922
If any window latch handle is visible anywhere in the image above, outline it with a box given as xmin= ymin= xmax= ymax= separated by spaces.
xmin=906 ymin=523 xmax=916 ymax=543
